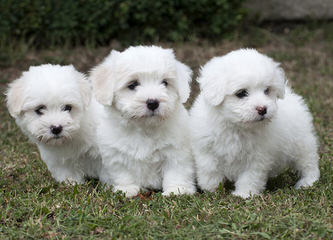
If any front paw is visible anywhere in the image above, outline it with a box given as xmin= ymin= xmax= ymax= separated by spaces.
xmin=64 ymin=177 xmax=85 ymax=185
xmin=162 ymin=186 xmax=196 ymax=196
xmin=232 ymin=189 xmax=260 ymax=199
xmin=197 ymin=174 xmax=222 ymax=192
xmin=54 ymin=174 xmax=85 ymax=185
xmin=232 ymin=190 xmax=250 ymax=198
xmin=198 ymin=183 xmax=219 ymax=192
xmin=295 ymin=177 xmax=318 ymax=189
xmin=113 ymin=185 xmax=140 ymax=197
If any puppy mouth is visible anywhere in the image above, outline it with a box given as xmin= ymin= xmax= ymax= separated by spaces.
xmin=147 ymin=111 xmax=159 ymax=117
xmin=128 ymin=111 xmax=168 ymax=123
xmin=37 ymin=135 xmax=68 ymax=144
xmin=141 ymin=110 xmax=163 ymax=118
xmin=253 ymin=116 xmax=272 ymax=123
xmin=241 ymin=116 xmax=270 ymax=125
xmin=258 ymin=117 xmax=266 ymax=121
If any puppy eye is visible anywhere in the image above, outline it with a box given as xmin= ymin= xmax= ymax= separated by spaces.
xmin=264 ymin=87 xmax=271 ymax=95
xmin=63 ymin=105 xmax=72 ymax=112
xmin=128 ymin=80 xmax=139 ymax=90
xmin=235 ymin=89 xmax=248 ymax=99
xmin=35 ymin=105 xmax=46 ymax=115
xmin=162 ymin=79 xmax=168 ymax=87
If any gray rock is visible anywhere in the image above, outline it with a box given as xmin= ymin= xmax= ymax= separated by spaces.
xmin=244 ymin=0 xmax=333 ymax=20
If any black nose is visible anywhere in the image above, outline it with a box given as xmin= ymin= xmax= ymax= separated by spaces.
xmin=146 ymin=99 xmax=159 ymax=111
xmin=50 ymin=125 xmax=63 ymax=135
xmin=256 ymin=106 xmax=267 ymax=116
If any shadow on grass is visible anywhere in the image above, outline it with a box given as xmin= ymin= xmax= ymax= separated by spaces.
xmin=266 ymin=170 xmax=299 ymax=192
xmin=196 ymin=170 xmax=300 ymax=196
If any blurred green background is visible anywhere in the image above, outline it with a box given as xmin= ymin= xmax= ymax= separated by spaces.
xmin=0 ymin=0 xmax=244 ymax=46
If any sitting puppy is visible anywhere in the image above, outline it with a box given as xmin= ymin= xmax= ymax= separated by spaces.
xmin=6 ymin=64 xmax=102 ymax=184
xmin=190 ymin=49 xmax=320 ymax=198
xmin=90 ymin=45 xmax=196 ymax=197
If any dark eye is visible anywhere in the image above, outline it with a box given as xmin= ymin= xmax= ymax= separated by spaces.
xmin=35 ymin=105 xmax=46 ymax=115
xmin=264 ymin=87 xmax=270 ymax=95
xmin=63 ymin=105 xmax=72 ymax=112
xmin=162 ymin=79 xmax=168 ymax=87
xmin=128 ymin=80 xmax=139 ymax=90
xmin=235 ymin=89 xmax=248 ymax=99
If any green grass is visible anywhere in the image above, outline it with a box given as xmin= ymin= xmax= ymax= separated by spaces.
xmin=1 ymin=24 xmax=333 ymax=239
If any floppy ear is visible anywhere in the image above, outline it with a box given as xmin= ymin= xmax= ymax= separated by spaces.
xmin=275 ymin=66 xmax=286 ymax=99
xmin=77 ymin=74 xmax=92 ymax=109
xmin=175 ymin=61 xmax=192 ymax=103
xmin=6 ymin=77 xmax=26 ymax=118
xmin=198 ymin=68 xmax=225 ymax=106
xmin=90 ymin=50 xmax=120 ymax=106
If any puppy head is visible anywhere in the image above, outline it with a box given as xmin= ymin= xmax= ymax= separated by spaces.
xmin=198 ymin=49 xmax=286 ymax=126
xmin=6 ymin=64 xmax=91 ymax=145
xmin=90 ymin=46 xmax=192 ymax=122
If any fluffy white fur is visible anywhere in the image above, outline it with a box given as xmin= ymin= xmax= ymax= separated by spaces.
xmin=6 ymin=64 xmax=102 ymax=184
xmin=190 ymin=49 xmax=320 ymax=198
xmin=90 ymin=45 xmax=196 ymax=197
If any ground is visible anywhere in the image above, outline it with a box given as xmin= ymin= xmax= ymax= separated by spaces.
xmin=0 ymin=24 xmax=332 ymax=239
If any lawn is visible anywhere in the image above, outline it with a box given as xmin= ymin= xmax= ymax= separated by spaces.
xmin=0 ymin=24 xmax=332 ymax=239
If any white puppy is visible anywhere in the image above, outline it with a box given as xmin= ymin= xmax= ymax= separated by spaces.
xmin=6 ymin=64 xmax=102 ymax=184
xmin=90 ymin=45 xmax=196 ymax=197
xmin=190 ymin=49 xmax=320 ymax=198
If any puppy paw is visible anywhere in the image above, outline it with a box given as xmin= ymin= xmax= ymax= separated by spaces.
xmin=113 ymin=185 xmax=140 ymax=197
xmin=198 ymin=184 xmax=219 ymax=192
xmin=295 ymin=177 xmax=318 ymax=189
xmin=64 ymin=177 xmax=85 ymax=185
xmin=162 ymin=186 xmax=196 ymax=196
xmin=53 ymin=169 xmax=85 ymax=185
xmin=197 ymin=175 xmax=222 ymax=192
xmin=232 ymin=190 xmax=259 ymax=199
xmin=55 ymin=174 xmax=84 ymax=185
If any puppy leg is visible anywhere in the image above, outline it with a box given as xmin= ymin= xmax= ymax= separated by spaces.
xmin=48 ymin=164 xmax=85 ymax=184
xmin=195 ymin=151 xmax=224 ymax=192
xmin=100 ymin=160 xmax=140 ymax=197
xmin=162 ymin=150 xmax=196 ymax=196
xmin=232 ymin=165 xmax=269 ymax=198
xmin=294 ymin=151 xmax=320 ymax=189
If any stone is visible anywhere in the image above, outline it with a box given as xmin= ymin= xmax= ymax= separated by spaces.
xmin=244 ymin=0 xmax=333 ymax=20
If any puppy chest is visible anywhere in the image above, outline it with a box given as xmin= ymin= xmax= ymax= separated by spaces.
xmin=212 ymin=134 xmax=260 ymax=166
xmin=107 ymin=131 xmax=171 ymax=161
xmin=130 ymin=160 xmax=164 ymax=189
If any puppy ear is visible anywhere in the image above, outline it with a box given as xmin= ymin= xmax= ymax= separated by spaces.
xmin=77 ymin=74 xmax=92 ymax=109
xmin=275 ymin=66 xmax=286 ymax=99
xmin=90 ymin=50 xmax=120 ymax=106
xmin=198 ymin=69 xmax=225 ymax=106
xmin=175 ymin=61 xmax=192 ymax=103
xmin=6 ymin=77 xmax=26 ymax=118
